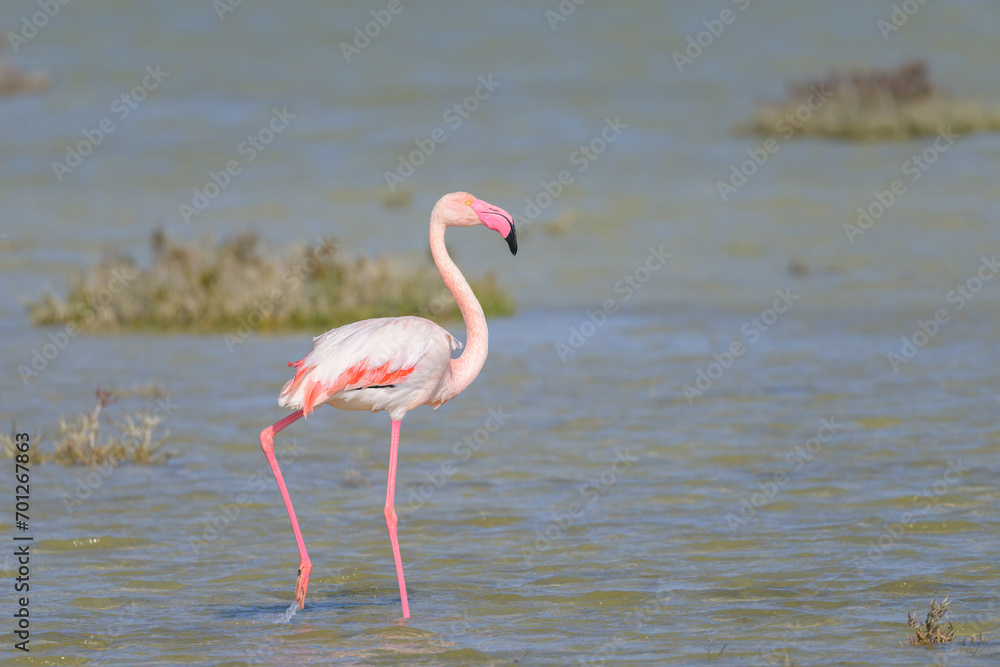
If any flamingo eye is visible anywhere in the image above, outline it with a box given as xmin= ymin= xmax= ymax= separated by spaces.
xmin=465 ymin=200 xmax=472 ymax=206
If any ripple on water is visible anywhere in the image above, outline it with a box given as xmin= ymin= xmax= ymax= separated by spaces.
xmin=68 ymin=596 xmax=135 ymax=610
xmin=38 ymin=536 xmax=153 ymax=552
xmin=868 ymin=580 xmax=952 ymax=596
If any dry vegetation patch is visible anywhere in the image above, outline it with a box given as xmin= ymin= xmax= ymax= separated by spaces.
xmin=746 ymin=60 xmax=1000 ymax=140
xmin=28 ymin=230 xmax=514 ymax=333
xmin=902 ymin=597 xmax=989 ymax=651
xmin=1 ymin=387 xmax=172 ymax=465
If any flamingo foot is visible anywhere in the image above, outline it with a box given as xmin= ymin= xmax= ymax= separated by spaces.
xmin=295 ymin=559 xmax=312 ymax=609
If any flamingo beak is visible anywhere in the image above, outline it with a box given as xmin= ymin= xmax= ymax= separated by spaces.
xmin=505 ymin=220 xmax=517 ymax=255
xmin=471 ymin=199 xmax=517 ymax=256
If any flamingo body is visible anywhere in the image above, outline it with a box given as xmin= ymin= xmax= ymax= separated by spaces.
xmin=258 ymin=191 xmax=516 ymax=619
xmin=279 ymin=316 xmax=462 ymax=420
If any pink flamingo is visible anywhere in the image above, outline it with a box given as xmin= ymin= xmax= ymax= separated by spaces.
xmin=259 ymin=192 xmax=516 ymax=619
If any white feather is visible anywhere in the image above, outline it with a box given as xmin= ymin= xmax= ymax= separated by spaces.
xmin=278 ymin=316 xmax=461 ymax=420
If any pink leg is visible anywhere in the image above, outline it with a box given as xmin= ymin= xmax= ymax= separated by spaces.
xmin=260 ymin=409 xmax=312 ymax=609
xmin=384 ymin=419 xmax=410 ymax=619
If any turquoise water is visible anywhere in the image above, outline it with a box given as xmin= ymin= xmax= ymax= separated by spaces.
xmin=2 ymin=1 xmax=1000 ymax=664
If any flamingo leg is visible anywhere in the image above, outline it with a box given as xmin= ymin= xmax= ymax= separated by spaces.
xmin=384 ymin=419 xmax=411 ymax=618
xmin=259 ymin=409 xmax=312 ymax=609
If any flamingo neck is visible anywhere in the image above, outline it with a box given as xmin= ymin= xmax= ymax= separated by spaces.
xmin=429 ymin=217 xmax=488 ymax=398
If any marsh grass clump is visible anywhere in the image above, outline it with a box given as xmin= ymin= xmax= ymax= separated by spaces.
xmin=28 ymin=230 xmax=514 ymax=333
xmin=746 ymin=60 xmax=1000 ymax=140
xmin=904 ymin=598 xmax=956 ymax=647
xmin=0 ymin=388 xmax=171 ymax=465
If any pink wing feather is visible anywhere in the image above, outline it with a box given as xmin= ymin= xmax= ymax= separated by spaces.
xmin=278 ymin=317 xmax=461 ymax=416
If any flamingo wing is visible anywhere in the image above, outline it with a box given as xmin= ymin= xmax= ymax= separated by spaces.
xmin=278 ymin=317 xmax=461 ymax=416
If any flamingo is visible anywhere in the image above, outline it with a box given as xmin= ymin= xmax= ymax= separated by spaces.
xmin=259 ymin=192 xmax=516 ymax=619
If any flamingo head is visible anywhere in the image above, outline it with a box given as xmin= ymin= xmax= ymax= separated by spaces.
xmin=434 ymin=192 xmax=517 ymax=255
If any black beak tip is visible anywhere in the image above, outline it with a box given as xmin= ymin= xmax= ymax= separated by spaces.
xmin=506 ymin=224 xmax=517 ymax=256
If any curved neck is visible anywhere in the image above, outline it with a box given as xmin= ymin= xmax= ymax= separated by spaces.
xmin=429 ymin=218 xmax=488 ymax=397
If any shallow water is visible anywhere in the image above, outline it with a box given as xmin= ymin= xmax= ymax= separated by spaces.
xmin=2 ymin=1 xmax=1000 ymax=665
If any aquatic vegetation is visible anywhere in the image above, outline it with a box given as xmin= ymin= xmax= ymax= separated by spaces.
xmin=904 ymin=597 xmax=956 ymax=646
xmin=901 ymin=597 xmax=991 ymax=650
xmin=0 ymin=388 xmax=171 ymax=465
xmin=746 ymin=60 xmax=1000 ymax=140
xmin=27 ymin=229 xmax=514 ymax=333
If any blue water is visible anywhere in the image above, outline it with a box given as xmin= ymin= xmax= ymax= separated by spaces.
xmin=2 ymin=0 xmax=1000 ymax=664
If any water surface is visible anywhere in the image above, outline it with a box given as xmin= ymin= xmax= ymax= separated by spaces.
xmin=1 ymin=1 xmax=999 ymax=664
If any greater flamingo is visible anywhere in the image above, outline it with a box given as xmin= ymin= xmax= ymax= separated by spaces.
xmin=259 ymin=192 xmax=516 ymax=619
